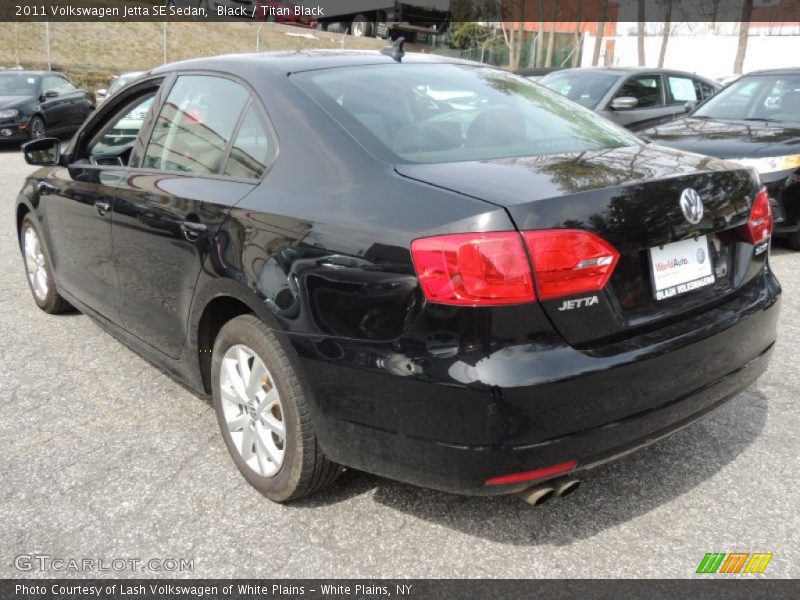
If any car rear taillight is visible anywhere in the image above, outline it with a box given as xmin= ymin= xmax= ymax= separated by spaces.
xmin=738 ymin=188 xmax=772 ymax=245
xmin=522 ymin=230 xmax=620 ymax=301
xmin=410 ymin=229 xmax=620 ymax=306
xmin=410 ymin=232 xmax=536 ymax=305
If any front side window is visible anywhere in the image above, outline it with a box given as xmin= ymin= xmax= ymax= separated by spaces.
xmin=616 ymin=75 xmax=664 ymax=108
xmin=42 ymin=75 xmax=76 ymax=95
xmin=295 ymin=64 xmax=638 ymax=164
xmin=143 ymin=75 xmax=249 ymax=175
xmin=88 ymin=95 xmax=156 ymax=164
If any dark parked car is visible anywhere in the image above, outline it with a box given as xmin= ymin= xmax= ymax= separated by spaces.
xmin=642 ymin=68 xmax=800 ymax=250
xmin=17 ymin=52 xmax=779 ymax=503
xmin=539 ymin=67 xmax=721 ymax=131
xmin=0 ymin=71 xmax=94 ymax=142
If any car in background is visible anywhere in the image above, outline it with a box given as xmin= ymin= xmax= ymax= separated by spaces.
xmin=642 ymin=68 xmax=800 ymax=250
xmin=0 ymin=71 xmax=94 ymax=142
xmin=17 ymin=51 xmax=779 ymax=503
xmin=96 ymin=71 xmax=146 ymax=104
xmin=539 ymin=67 xmax=721 ymax=131
xmin=514 ymin=67 xmax=564 ymax=81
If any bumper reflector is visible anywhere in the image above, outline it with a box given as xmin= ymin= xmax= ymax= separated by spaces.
xmin=484 ymin=459 xmax=578 ymax=486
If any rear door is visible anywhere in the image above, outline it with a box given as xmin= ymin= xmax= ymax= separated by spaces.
xmin=113 ymin=73 xmax=275 ymax=357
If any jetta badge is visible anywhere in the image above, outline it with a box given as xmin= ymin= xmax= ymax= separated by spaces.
xmin=680 ymin=188 xmax=704 ymax=225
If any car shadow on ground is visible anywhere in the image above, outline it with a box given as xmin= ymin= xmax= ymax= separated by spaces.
xmin=291 ymin=388 xmax=768 ymax=545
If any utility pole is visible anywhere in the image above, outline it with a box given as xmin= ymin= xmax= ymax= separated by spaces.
xmin=257 ymin=23 xmax=264 ymax=52
xmin=45 ymin=22 xmax=52 ymax=70
xmin=163 ymin=23 xmax=168 ymax=64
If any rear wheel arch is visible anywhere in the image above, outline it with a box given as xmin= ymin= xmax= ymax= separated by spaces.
xmin=196 ymin=295 xmax=256 ymax=394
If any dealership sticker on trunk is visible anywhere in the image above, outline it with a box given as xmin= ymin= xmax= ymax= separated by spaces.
xmin=649 ymin=236 xmax=714 ymax=301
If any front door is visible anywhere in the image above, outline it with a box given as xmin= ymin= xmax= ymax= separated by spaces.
xmin=39 ymin=80 xmax=164 ymax=322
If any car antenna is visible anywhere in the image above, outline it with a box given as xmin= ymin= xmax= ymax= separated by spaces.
xmin=381 ymin=37 xmax=405 ymax=62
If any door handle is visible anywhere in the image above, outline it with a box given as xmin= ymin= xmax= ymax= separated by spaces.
xmin=38 ymin=182 xmax=58 ymax=196
xmin=94 ymin=200 xmax=111 ymax=216
xmin=180 ymin=221 xmax=208 ymax=241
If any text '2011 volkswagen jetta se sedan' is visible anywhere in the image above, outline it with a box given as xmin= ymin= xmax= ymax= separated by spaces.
xmin=17 ymin=49 xmax=780 ymax=503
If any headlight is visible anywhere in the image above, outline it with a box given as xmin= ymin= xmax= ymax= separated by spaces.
xmin=730 ymin=155 xmax=800 ymax=174
xmin=0 ymin=109 xmax=20 ymax=119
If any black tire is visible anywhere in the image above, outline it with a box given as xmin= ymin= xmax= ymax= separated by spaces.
xmin=787 ymin=231 xmax=800 ymax=251
xmin=211 ymin=314 xmax=341 ymax=502
xmin=19 ymin=214 xmax=71 ymax=314
xmin=28 ymin=115 xmax=46 ymax=141
xmin=351 ymin=14 xmax=374 ymax=37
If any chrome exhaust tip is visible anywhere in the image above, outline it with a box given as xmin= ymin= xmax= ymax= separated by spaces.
xmin=553 ymin=477 xmax=581 ymax=498
xmin=516 ymin=485 xmax=556 ymax=506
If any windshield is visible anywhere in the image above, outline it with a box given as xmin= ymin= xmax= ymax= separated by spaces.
xmin=294 ymin=64 xmax=638 ymax=164
xmin=538 ymin=70 xmax=619 ymax=108
xmin=0 ymin=73 xmax=39 ymax=96
xmin=693 ymin=74 xmax=800 ymax=123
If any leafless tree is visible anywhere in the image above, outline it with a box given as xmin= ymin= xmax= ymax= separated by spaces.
xmin=658 ymin=0 xmax=673 ymax=68
xmin=572 ymin=2 xmax=583 ymax=67
xmin=545 ymin=0 xmax=558 ymax=67
xmin=734 ymin=0 xmax=754 ymax=74
xmin=536 ymin=0 xmax=544 ymax=67
xmin=637 ymin=0 xmax=646 ymax=66
xmin=592 ymin=0 xmax=608 ymax=66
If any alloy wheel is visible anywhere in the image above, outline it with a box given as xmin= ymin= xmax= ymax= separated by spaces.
xmin=30 ymin=119 xmax=45 ymax=140
xmin=219 ymin=344 xmax=286 ymax=477
xmin=23 ymin=226 xmax=48 ymax=301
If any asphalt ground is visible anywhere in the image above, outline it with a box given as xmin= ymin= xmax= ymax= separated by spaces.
xmin=0 ymin=145 xmax=798 ymax=579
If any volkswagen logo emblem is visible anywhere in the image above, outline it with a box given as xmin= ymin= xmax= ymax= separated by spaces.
xmin=680 ymin=188 xmax=704 ymax=225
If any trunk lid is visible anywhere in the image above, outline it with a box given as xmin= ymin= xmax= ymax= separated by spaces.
xmin=396 ymin=144 xmax=763 ymax=347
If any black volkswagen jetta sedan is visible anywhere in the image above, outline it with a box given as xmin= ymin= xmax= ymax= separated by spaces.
xmin=16 ymin=51 xmax=780 ymax=503
xmin=0 ymin=71 xmax=94 ymax=143
xmin=642 ymin=68 xmax=800 ymax=250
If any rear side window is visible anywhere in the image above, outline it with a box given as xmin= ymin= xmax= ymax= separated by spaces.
xmin=666 ymin=76 xmax=699 ymax=103
xmin=699 ymin=81 xmax=718 ymax=100
xmin=294 ymin=64 xmax=638 ymax=164
xmin=225 ymin=105 xmax=273 ymax=179
xmin=616 ymin=75 xmax=664 ymax=108
xmin=143 ymin=75 xmax=249 ymax=175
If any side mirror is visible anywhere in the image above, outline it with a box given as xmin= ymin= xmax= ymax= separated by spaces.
xmin=96 ymin=88 xmax=108 ymax=99
xmin=684 ymin=100 xmax=698 ymax=112
xmin=22 ymin=138 xmax=61 ymax=166
xmin=41 ymin=90 xmax=59 ymax=100
xmin=610 ymin=96 xmax=639 ymax=110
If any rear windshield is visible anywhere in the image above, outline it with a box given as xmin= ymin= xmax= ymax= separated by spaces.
xmin=293 ymin=64 xmax=638 ymax=164
xmin=539 ymin=70 xmax=619 ymax=108
xmin=0 ymin=73 xmax=39 ymax=96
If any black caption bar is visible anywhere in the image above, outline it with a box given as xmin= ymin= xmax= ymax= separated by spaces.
xmin=2 ymin=0 xmax=800 ymax=23
xmin=2 ymin=579 xmax=798 ymax=600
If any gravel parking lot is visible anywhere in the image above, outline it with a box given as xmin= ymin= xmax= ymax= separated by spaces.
xmin=1 ymin=145 xmax=798 ymax=579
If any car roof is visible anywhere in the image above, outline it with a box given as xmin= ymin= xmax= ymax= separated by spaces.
xmin=151 ymin=50 xmax=477 ymax=76
xmin=740 ymin=67 xmax=800 ymax=77
xmin=545 ymin=66 xmax=712 ymax=77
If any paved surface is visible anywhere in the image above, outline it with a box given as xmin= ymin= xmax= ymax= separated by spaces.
xmin=0 ymin=145 xmax=798 ymax=579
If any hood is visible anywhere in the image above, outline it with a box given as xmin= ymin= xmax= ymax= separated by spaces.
xmin=641 ymin=117 xmax=800 ymax=159
xmin=0 ymin=95 xmax=33 ymax=110
xmin=395 ymin=143 xmax=737 ymax=207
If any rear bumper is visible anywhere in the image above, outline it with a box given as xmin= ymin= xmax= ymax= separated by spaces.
xmin=293 ymin=269 xmax=780 ymax=495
